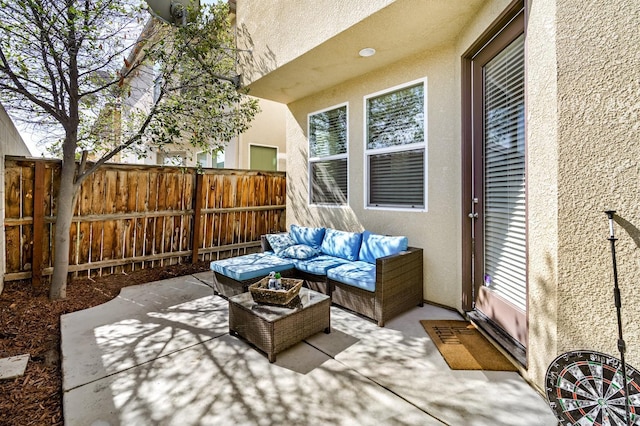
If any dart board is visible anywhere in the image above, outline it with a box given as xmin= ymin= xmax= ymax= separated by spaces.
xmin=546 ymin=350 xmax=640 ymax=425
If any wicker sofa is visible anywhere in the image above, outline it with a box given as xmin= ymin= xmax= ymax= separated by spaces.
xmin=210 ymin=225 xmax=424 ymax=326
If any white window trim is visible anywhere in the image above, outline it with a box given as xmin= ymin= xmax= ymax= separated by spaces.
xmin=363 ymin=78 xmax=428 ymax=212
xmin=307 ymin=102 xmax=349 ymax=208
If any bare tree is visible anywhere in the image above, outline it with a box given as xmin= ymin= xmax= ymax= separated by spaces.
xmin=0 ymin=0 xmax=259 ymax=299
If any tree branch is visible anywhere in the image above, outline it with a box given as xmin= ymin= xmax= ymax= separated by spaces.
xmin=75 ymin=90 xmax=165 ymax=187
xmin=0 ymin=51 xmax=62 ymax=121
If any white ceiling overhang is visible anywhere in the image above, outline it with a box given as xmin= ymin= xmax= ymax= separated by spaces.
xmin=242 ymin=0 xmax=486 ymax=103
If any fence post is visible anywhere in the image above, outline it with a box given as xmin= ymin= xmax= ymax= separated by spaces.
xmin=191 ymin=173 xmax=204 ymax=264
xmin=32 ymin=161 xmax=45 ymax=292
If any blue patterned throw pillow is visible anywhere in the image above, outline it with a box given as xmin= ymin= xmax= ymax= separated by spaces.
xmin=265 ymin=233 xmax=296 ymax=255
xmin=290 ymin=224 xmax=325 ymax=248
xmin=320 ymin=228 xmax=362 ymax=261
xmin=279 ymin=244 xmax=320 ymax=260
xmin=357 ymin=230 xmax=408 ymax=264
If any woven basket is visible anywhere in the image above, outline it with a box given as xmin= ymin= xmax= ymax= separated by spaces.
xmin=249 ymin=277 xmax=303 ymax=306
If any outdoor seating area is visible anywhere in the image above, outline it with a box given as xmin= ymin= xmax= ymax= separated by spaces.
xmin=210 ymin=225 xmax=424 ymax=326
xmin=60 ymin=272 xmax=557 ymax=425
xmin=2 ymin=2 xmax=639 ymax=424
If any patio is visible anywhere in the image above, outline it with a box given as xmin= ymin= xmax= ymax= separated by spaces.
xmin=60 ymin=272 xmax=557 ymax=425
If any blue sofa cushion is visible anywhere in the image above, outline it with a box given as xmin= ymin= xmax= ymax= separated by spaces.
xmin=265 ymin=233 xmax=296 ymax=255
xmin=210 ymin=253 xmax=294 ymax=282
xmin=290 ymin=224 xmax=325 ymax=248
xmin=279 ymin=244 xmax=320 ymax=260
xmin=327 ymin=261 xmax=376 ymax=292
xmin=358 ymin=230 xmax=409 ymax=264
xmin=293 ymin=255 xmax=351 ymax=276
xmin=320 ymin=228 xmax=362 ymax=261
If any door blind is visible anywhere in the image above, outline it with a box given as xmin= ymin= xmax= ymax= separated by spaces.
xmin=483 ymin=33 xmax=526 ymax=311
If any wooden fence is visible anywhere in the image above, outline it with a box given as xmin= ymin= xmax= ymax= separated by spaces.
xmin=3 ymin=157 xmax=286 ymax=288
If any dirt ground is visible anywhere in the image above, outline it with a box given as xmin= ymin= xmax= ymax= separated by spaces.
xmin=0 ymin=262 xmax=211 ymax=426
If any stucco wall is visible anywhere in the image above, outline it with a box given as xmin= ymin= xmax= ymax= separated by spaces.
xmin=236 ymin=98 xmax=287 ymax=170
xmin=555 ymin=0 xmax=640 ymax=372
xmin=237 ymin=1 xmax=393 ymax=82
xmin=283 ymin=0 xmax=516 ymax=318
xmin=286 ymin=46 xmax=462 ymax=308
xmin=0 ymin=104 xmax=31 ymax=294
xmin=526 ymin=0 xmax=561 ymax=389
xmin=0 ymin=105 xmax=31 ymax=158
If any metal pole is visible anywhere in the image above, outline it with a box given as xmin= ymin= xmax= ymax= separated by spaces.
xmin=604 ymin=210 xmax=631 ymax=426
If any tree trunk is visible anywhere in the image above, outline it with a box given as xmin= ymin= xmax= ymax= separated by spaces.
xmin=49 ymin=158 xmax=78 ymax=300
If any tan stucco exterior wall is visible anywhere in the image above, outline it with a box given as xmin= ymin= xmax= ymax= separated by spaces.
xmin=235 ymin=98 xmax=287 ymax=171
xmin=279 ymin=0 xmax=515 ymax=321
xmin=286 ymin=46 xmax=462 ymax=308
xmin=524 ymin=0 xmax=561 ymax=388
xmin=0 ymin=104 xmax=31 ymax=294
xmin=237 ymin=1 xmax=393 ymax=81
xmin=554 ymin=0 xmax=640 ymax=373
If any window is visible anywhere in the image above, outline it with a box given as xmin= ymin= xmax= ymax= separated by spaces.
xmin=308 ymin=104 xmax=348 ymax=205
xmin=196 ymin=152 xmax=209 ymax=168
xmin=365 ymin=81 xmax=426 ymax=210
xmin=250 ymin=145 xmax=277 ymax=171
xmin=215 ymin=150 xmax=225 ymax=168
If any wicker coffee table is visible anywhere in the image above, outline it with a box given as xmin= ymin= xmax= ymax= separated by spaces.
xmin=228 ymin=287 xmax=331 ymax=362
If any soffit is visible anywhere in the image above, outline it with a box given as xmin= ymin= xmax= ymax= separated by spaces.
xmin=244 ymin=0 xmax=486 ymax=103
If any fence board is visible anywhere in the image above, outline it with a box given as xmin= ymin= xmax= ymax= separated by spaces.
xmin=3 ymin=158 xmax=286 ymax=283
xmin=21 ymin=163 xmax=34 ymax=220
xmin=32 ymin=162 xmax=45 ymax=290
xmin=4 ymin=162 xmax=22 ymax=274
xmin=5 ymin=226 xmax=20 ymax=273
xmin=4 ymin=162 xmax=22 ymax=219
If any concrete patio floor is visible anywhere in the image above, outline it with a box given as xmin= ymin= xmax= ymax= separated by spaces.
xmin=61 ymin=272 xmax=557 ymax=425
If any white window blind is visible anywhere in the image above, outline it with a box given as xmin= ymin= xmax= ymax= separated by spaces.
xmin=366 ymin=82 xmax=426 ymax=209
xmin=483 ymin=33 xmax=526 ymax=311
xmin=369 ymin=149 xmax=424 ymax=207
xmin=308 ymin=105 xmax=348 ymax=205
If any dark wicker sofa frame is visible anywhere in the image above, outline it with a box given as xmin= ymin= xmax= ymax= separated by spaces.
xmin=260 ymin=235 xmax=424 ymax=326
xmin=329 ymin=247 xmax=423 ymax=326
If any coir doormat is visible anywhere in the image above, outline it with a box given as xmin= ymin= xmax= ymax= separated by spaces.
xmin=420 ymin=320 xmax=518 ymax=371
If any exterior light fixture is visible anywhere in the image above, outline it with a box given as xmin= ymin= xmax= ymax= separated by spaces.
xmin=358 ymin=47 xmax=376 ymax=57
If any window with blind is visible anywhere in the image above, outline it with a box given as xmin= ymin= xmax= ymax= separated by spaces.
xmin=365 ymin=81 xmax=426 ymax=210
xmin=308 ymin=104 xmax=348 ymax=205
xmin=483 ymin=33 xmax=526 ymax=311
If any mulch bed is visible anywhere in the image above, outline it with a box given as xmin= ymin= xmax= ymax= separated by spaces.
xmin=0 ymin=262 xmax=210 ymax=426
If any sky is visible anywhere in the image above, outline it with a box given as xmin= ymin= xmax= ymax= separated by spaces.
xmin=17 ymin=124 xmax=42 ymax=157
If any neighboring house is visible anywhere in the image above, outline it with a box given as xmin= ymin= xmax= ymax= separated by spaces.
xmin=112 ymin=5 xmax=287 ymax=172
xmin=117 ymin=80 xmax=287 ymax=170
xmin=232 ymin=97 xmax=287 ymax=171
xmin=118 ymin=89 xmax=286 ymax=170
xmin=235 ymin=0 xmax=640 ymax=392
xmin=0 ymin=103 xmax=31 ymax=294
